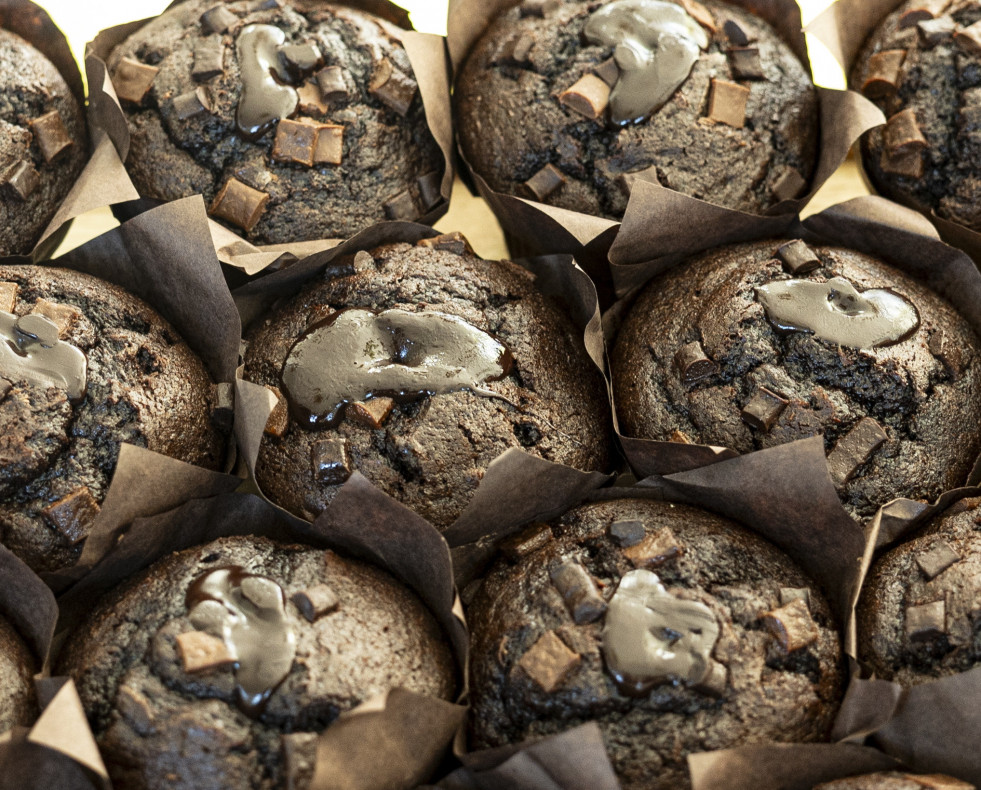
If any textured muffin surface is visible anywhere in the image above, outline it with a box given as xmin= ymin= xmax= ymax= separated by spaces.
xmin=816 ymin=772 xmax=975 ymax=790
xmin=0 ymin=615 xmax=36 ymax=734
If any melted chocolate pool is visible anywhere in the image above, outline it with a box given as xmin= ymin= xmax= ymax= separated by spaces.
xmin=0 ymin=312 xmax=86 ymax=401
xmin=236 ymin=24 xmax=299 ymax=138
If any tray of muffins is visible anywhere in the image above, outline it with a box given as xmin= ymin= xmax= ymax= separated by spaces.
xmin=2 ymin=0 xmax=981 ymax=787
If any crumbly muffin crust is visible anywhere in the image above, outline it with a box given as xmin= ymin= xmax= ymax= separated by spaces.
xmin=0 ymin=614 xmax=36 ymax=734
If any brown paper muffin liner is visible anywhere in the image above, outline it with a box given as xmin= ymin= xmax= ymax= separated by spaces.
xmin=83 ymin=0 xmax=454 ymax=273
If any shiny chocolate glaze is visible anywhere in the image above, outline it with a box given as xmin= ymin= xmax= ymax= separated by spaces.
xmin=236 ymin=24 xmax=299 ymax=138
xmin=0 ymin=311 xmax=86 ymax=401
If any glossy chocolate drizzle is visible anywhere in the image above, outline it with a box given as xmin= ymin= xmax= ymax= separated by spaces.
xmin=0 ymin=312 xmax=86 ymax=401
xmin=601 ymin=569 xmax=718 ymax=697
xmin=236 ymin=24 xmax=299 ymax=138
xmin=584 ymin=0 xmax=708 ymax=124
xmin=281 ymin=308 xmax=514 ymax=429
xmin=186 ymin=566 xmax=296 ymax=718
xmin=756 ymin=276 xmax=920 ymax=349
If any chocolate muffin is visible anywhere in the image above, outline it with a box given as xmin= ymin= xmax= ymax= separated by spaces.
xmin=58 ymin=535 xmax=456 ymax=790
xmin=0 ymin=27 xmax=86 ymax=256
xmin=468 ymin=499 xmax=844 ymax=790
xmin=0 ymin=614 xmax=36 ymax=734
xmin=815 ymin=773 xmax=974 ymax=790
xmin=107 ymin=0 xmax=443 ymax=245
xmin=858 ymin=496 xmax=981 ymax=687
xmin=242 ymin=235 xmax=612 ymax=526
xmin=0 ymin=266 xmax=225 ymax=573
xmin=852 ymin=1 xmax=981 ymax=234
xmin=611 ymin=238 xmax=981 ymax=519
xmin=454 ymin=0 xmax=817 ymax=219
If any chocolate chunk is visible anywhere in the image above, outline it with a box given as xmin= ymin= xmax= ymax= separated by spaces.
xmin=416 ymin=171 xmax=443 ymax=210
xmin=263 ymin=385 xmax=289 ymax=437
xmin=500 ymin=523 xmax=552 ymax=561
xmin=918 ymin=17 xmax=956 ymax=47
xmin=116 ymin=685 xmax=155 ymax=736
xmin=776 ymin=239 xmax=821 ymax=274
xmin=1 ymin=161 xmax=39 ymax=201
xmin=211 ymin=382 xmax=234 ymax=431
xmin=762 ymin=598 xmax=819 ymax=653
xmin=352 ymin=251 xmax=374 ymax=272
xmin=30 ymin=110 xmax=73 ymax=163
xmin=623 ymin=527 xmax=683 ymax=569
xmin=272 ymin=118 xmax=319 ymax=167
xmin=695 ymin=659 xmax=728 ymax=697
xmin=281 ymin=732 xmax=318 ymax=790
xmin=41 ymin=487 xmax=100 ymax=545
xmin=291 ymin=584 xmax=339 ymax=621
xmin=592 ymin=57 xmax=619 ymax=87
xmin=884 ymin=108 xmax=928 ymax=155
xmin=383 ymin=189 xmax=420 ymax=221
xmin=955 ymin=21 xmax=981 ymax=55
xmin=210 ymin=177 xmax=269 ymax=232
xmin=771 ymin=166 xmax=807 ymax=202
xmin=520 ymin=0 xmax=559 ymax=16
xmin=497 ymin=33 xmax=536 ymax=68
xmin=31 ymin=299 xmax=81 ymax=337
xmin=609 ymin=519 xmax=645 ymax=547
xmin=200 ymin=4 xmax=239 ymax=34
xmin=723 ymin=19 xmax=749 ymax=46
xmin=0 ymin=283 xmax=17 ymax=313
xmin=827 ymin=418 xmax=888 ymax=485
xmin=369 ymin=58 xmax=418 ymax=117
xmin=929 ymin=330 xmax=963 ymax=377
xmin=616 ymin=165 xmax=659 ymax=198
xmin=559 ymin=74 xmax=611 ymax=121
xmin=177 ymin=631 xmax=235 ymax=673
xmin=315 ymin=65 xmax=349 ymax=103
xmin=728 ymin=48 xmax=765 ymax=81
xmin=680 ymin=0 xmax=716 ymax=31
xmin=861 ymin=49 xmax=906 ymax=99
xmin=280 ymin=43 xmax=321 ymax=77
xmin=779 ymin=587 xmax=811 ymax=608
xmin=418 ymin=231 xmax=470 ymax=255
xmin=880 ymin=147 xmax=924 ymax=178
xmin=899 ymin=8 xmax=934 ymax=28
xmin=550 ymin=559 xmax=607 ymax=625
xmin=906 ymin=600 xmax=945 ymax=642
xmin=674 ymin=341 xmax=717 ymax=386
xmin=668 ymin=429 xmax=693 ymax=444
xmin=519 ymin=163 xmax=566 ymax=201
xmin=707 ymin=79 xmax=749 ymax=128
xmin=310 ymin=437 xmax=352 ymax=484
xmin=346 ymin=397 xmax=394 ymax=429
xmin=517 ymin=630 xmax=580 ymax=693
xmin=741 ymin=386 xmax=788 ymax=432
xmin=173 ymin=87 xmax=212 ymax=120
xmin=313 ymin=123 xmax=344 ymax=165
xmin=916 ymin=541 xmax=960 ymax=580
xmin=113 ymin=57 xmax=159 ymax=104
xmin=193 ymin=39 xmax=225 ymax=82
xmin=296 ymin=82 xmax=328 ymax=114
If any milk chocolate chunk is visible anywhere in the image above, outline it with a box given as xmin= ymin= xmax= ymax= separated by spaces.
xmin=313 ymin=123 xmax=343 ymax=165
xmin=0 ymin=283 xmax=17 ymax=313
xmin=884 ymin=108 xmax=928 ymax=155
xmin=520 ymin=163 xmax=566 ymax=201
xmin=193 ymin=39 xmax=225 ymax=81
xmin=30 ymin=111 xmax=73 ymax=163
xmin=272 ymin=118 xmax=318 ymax=167
xmin=779 ymin=587 xmax=810 ymax=608
xmin=416 ymin=170 xmax=442 ymax=210
xmin=310 ymin=437 xmax=351 ymax=484
xmin=346 ymin=397 xmax=394 ymax=429
xmin=906 ymin=600 xmax=946 ymax=642
xmin=674 ymin=341 xmax=717 ymax=386
xmin=592 ymin=57 xmax=620 ymax=87
xmin=827 ymin=418 xmax=888 ymax=485
xmin=559 ymin=74 xmax=611 ymax=121
xmin=210 ymin=177 xmax=270 ymax=232
xmin=609 ymin=519 xmax=645 ymax=547
xmin=916 ymin=541 xmax=960 ymax=580
xmin=0 ymin=312 xmax=87 ymax=401
xmin=861 ymin=49 xmax=906 ymax=99
xmin=517 ymin=630 xmax=580 ymax=693
xmin=771 ymin=166 xmax=807 ymax=201
xmin=728 ymin=47 xmax=765 ymax=81
xmin=315 ymin=65 xmax=349 ymax=103
xmin=776 ymin=239 xmax=821 ymax=274
xmin=762 ymin=598 xmax=819 ymax=653
xmin=264 ymin=385 xmax=289 ymax=437
xmin=296 ymin=82 xmax=328 ymax=114
xmin=880 ymin=147 xmax=924 ymax=178
xmin=741 ymin=386 xmax=788 ymax=432
xmin=918 ymin=17 xmax=956 ymax=46
xmin=31 ymin=299 xmax=81 ymax=337
xmin=42 ymin=487 xmax=100 ymax=544
xmin=954 ymin=21 xmax=981 ymax=56
xmin=929 ymin=330 xmax=963 ymax=377
xmin=550 ymin=559 xmax=607 ymax=625
xmin=707 ymin=79 xmax=749 ymax=128
xmin=236 ymin=25 xmax=298 ymax=138
xmin=1 ymin=161 xmax=39 ymax=201
xmin=200 ymin=4 xmax=239 ymax=34
xmin=280 ymin=43 xmax=321 ymax=77
xmin=520 ymin=0 xmax=559 ymax=16
xmin=500 ymin=523 xmax=552 ymax=561
xmin=680 ymin=0 xmax=716 ymax=31
xmin=369 ymin=58 xmax=418 ymax=117
xmin=173 ymin=87 xmax=212 ymax=120
xmin=723 ymin=19 xmax=749 ymax=46
xmin=291 ymin=584 xmax=339 ymax=621
xmin=176 ymin=631 xmax=235 ymax=673
xmin=112 ymin=57 xmax=159 ymax=104
xmin=418 ymin=231 xmax=470 ymax=255
xmin=616 ymin=165 xmax=659 ymax=198
xmin=623 ymin=527 xmax=682 ymax=568
xmin=383 ymin=189 xmax=420 ymax=221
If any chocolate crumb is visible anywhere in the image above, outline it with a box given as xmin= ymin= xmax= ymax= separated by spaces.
xmin=669 ymin=429 xmax=693 ymax=444
xmin=741 ymin=386 xmax=788 ymax=432
xmin=369 ymin=58 xmax=418 ymax=116
xmin=209 ymin=177 xmax=270 ymax=232
xmin=707 ymin=79 xmax=749 ymax=128
xmin=310 ymin=438 xmax=352 ymax=484
xmin=500 ymin=523 xmax=552 ymax=561
xmin=728 ymin=48 xmax=765 ymax=81
xmin=193 ymin=39 xmax=225 ymax=82
xmin=519 ymin=163 xmax=566 ymax=201
xmin=291 ymin=584 xmax=339 ymax=621
xmin=762 ymin=598 xmax=819 ymax=652
xmin=383 ymin=189 xmax=420 ymax=221
xmin=1 ymin=161 xmax=40 ymax=201
xmin=776 ymin=239 xmax=821 ymax=274
xmin=41 ymin=487 xmax=100 ymax=544
xmin=906 ymin=600 xmax=946 ymax=642
xmin=623 ymin=527 xmax=683 ymax=568
xmin=176 ymin=631 xmax=235 ymax=673
xmin=113 ymin=57 xmax=159 ymax=104
xmin=827 ymin=417 xmax=888 ymax=485
xmin=559 ymin=74 xmax=611 ymax=120
xmin=200 ymin=5 xmax=238 ymax=34
xmin=30 ymin=111 xmax=73 ymax=163
xmin=674 ymin=341 xmax=717 ymax=387
xmin=264 ymin=385 xmax=289 ymax=437
xmin=550 ymin=559 xmax=607 ymax=624
xmin=861 ymin=49 xmax=906 ymax=99
xmin=609 ymin=519 xmax=645 ymax=547
xmin=346 ymin=397 xmax=394 ymax=429
xmin=517 ymin=630 xmax=580 ymax=693
xmin=915 ymin=541 xmax=960 ymax=580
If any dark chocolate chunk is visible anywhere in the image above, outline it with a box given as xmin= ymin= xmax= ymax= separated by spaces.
xmin=417 ymin=231 xmax=470 ymax=255
xmin=827 ymin=417 xmax=889 ymax=485
xmin=609 ymin=519 xmax=645 ymax=547
xmin=272 ymin=118 xmax=319 ymax=167
xmin=0 ymin=283 xmax=17 ymax=313
xmin=369 ymin=58 xmax=418 ymax=117
xmin=500 ymin=523 xmax=552 ymax=561
xmin=723 ymin=19 xmax=750 ymax=46
xmin=310 ymin=437 xmax=352 ymax=484
xmin=728 ymin=47 xmax=765 ymax=81
xmin=200 ymin=5 xmax=239 ymax=34
xmin=559 ymin=74 xmax=611 ymax=120
xmin=674 ymin=341 xmax=717 ymax=386
xmin=918 ymin=17 xmax=956 ymax=47
xmin=263 ymin=384 xmax=289 ymax=437
xmin=898 ymin=7 xmax=934 ymax=28
xmin=315 ymin=65 xmax=349 ymax=103
xmin=915 ymin=541 xmax=960 ymax=580
xmin=113 ymin=57 xmax=159 ymax=104
xmin=777 ymin=240 xmax=821 ymax=274
xmin=176 ymin=631 xmax=235 ymax=673
xmin=280 ymin=43 xmax=321 ymax=77
xmin=383 ymin=189 xmax=420 ymax=221
xmin=193 ymin=39 xmax=225 ymax=82
xmin=209 ymin=177 xmax=270 ymax=232
xmin=30 ymin=110 xmax=73 ymax=163
xmin=550 ymin=559 xmax=607 ymax=625
xmin=929 ymin=330 xmax=963 ymax=377
xmin=707 ymin=79 xmax=749 ymax=127
xmin=517 ymin=630 xmax=580 ymax=693
xmin=771 ymin=166 xmax=808 ymax=202
xmin=906 ymin=600 xmax=945 ymax=642
xmin=623 ymin=526 xmax=683 ymax=568
xmin=346 ymin=397 xmax=394 ymax=429
xmin=884 ymin=108 xmax=928 ymax=155
xmin=31 ymin=299 xmax=81 ymax=337
xmin=416 ymin=170 xmax=443 ymax=210
xmin=519 ymin=163 xmax=566 ymax=202
xmin=741 ymin=386 xmax=788 ymax=432
xmin=616 ymin=165 xmax=660 ymax=199
xmin=954 ymin=21 xmax=981 ymax=56
xmin=173 ymin=87 xmax=212 ymax=120
xmin=880 ymin=147 xmax=924 ymax=178
xmin=520 ymin=0 xmax=559 ymax=17
xmin=762 ymin=598 xmax=819 ymax=652
xmin=779 ymin=587 xmax=810 ymax=608
xmin=592 ymin=57 xmax=619 ymax=87
xmin=291 ymin=584 xmax=339 ymax=621
xmin=41 ymin=486 xmax=100 ymax=544
xmin=313 ymin=123 xmax=344 ymax=165
xmin=1 ymin=160 xmax=40 ymax=201
xmin=861 ymin=49 xmax=906 ymax=99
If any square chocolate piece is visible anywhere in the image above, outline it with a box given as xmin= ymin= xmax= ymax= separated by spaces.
xmin=1 ymin=160 xmax=39 ymax=201
xmin=762 ymin=598 xmax=819 ymax=652
xmin=200 ymin=4 xmax=238 ymax=34
xmin=346 ymin=397 xmax=394 ymax=429
xmin=609 ymin=519 xmax=645 ymax=547
xmin=281 ymin=43 xmax=321 ymax=76
xmin=674 ymin=341 xmax=717 ymax=386
xmin=41 ymin=486 xmax=101 ymax=544
xmin=519 ymin=163 xmax=565 ymax=201
xmin=827 ymin=418 xmax=888 ymax=485
xmin=776 ymin=239 xmax=821 ymax=274
xmin=559 ymin=74 xmax=611 ymax=121
xmin=723 ymin=19 xmax=750 ymax=46
xmin=740 ymin=386 xmax=788 ymax=432
xmin=291 ymin=584 xmax=339 ymax=621
xmin=193 ymin=39 xmax=225 ymax=82
xmin=113 ymin=57 xmax=159 ymax=104
xmin=771 ymin=166 xmax=807 ymax=202
xmin=263 ymin=385 xmax=289 ymax=437
xmin=549 ymin=560 xmax=607 ymax=625
xmin=707 ymin=79 xmax=749 ymax=127
xmin=383 ymin=189 xmax=420 ymax=221
xmin=173 ymin=87 xmax=212 ymax=121
xmin=210 ymin=177 xmax=270 ymax=232
xmin=728 ymin=48 xmax=765 ymax=81
xmin=297 ymin=82 xmax=329 ymax=115
xmin=30 ymin=111 xmax=73 ymax=163
xmin=369 ymin=58 xmax=418 ymax=117
xmin=592 ymin=57 xmax=619 ymax=87
xmin=272 ymin=119 xmax=319 ymax=167
xmin=417 ymin=170 xmax=443 ymax=210
xmin=316 ymin=65 xmax=349 ymax=103
xmin=517 ymin=630 xmax=580 ymax=693
xmin=915 ymin=541 xmax=960 ymax=580
xmin=313 ymin=124 xmax=344 ymax=165
xmin=906 ymin=600 xmax=945 ymax=642
xmin=311 ymin=437 xmax=352 ymax=484
xmin=623 ymin=527 xmax=683 ymax=568
xmin=862 ymin=49 xmax=906 ymax=99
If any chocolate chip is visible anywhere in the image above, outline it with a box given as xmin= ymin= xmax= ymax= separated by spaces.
xmin=272 ymin=118 xmax=319 ymax=167
xmin=918 ymin=17 xmax=956 ymax=47
xmin=31 ymin=299 xmax=81 ymax=337
xmin=771 ymin=166 xmax=808 ymax=202
xmin=741 ymin=386 xmax=788 ymax=432
xmin=955 ymin=21 xmax=981 ymax=55
xmin=211 ymin=382 xmax=234 ymax=431
xmin=500 ymin=522 xmax=552 ymax=561
xmin=929 ymin=330 xmax=963 ymax=378
xmin=177 ymin=631 xmax=235 ymax=673
xmin=609 ymin=519 xmax=645 ymax=547
xmin=113 ymin=57 xmax=159 ymax=104
xmin=281 ymin=732 xmax=318 ymax=790
xmin=1 ymin=161 xmax=39 ymax=201
xmin=418 ymin=232 xmax=470 ymax=255
xmin=291 ymin=584 xmax=339 ymax=621
xmin=30 ymin=110 xmax=73 ymax=163
xmin=880 ymin=147 xmax=924 ymax=178
xmin=519 ymin=163 xmax=566 ymax=201
xmin=827 ymin=418 xmax=888 ymax=485
xmin=497 ymin=33 xmax=536 ymax=68
xmin=762 ymin=598 xmax=819 ymax=653
xmin=0 ymin=283 xmax=18 ymax=313
xmin=728 ymin=47 xmax=765 ymax=81
xmin=41 ymin=487 xmax=100 ymax=544
xmin=707 ymin=79 xmax=750 ymax=128
xmin=916 ymin=541 xmax=961 ymax=580
xmin=674 ymin=341 xmax=717 ymax=386
xmin=116 ymin=685 xmax=155 ymax=736
xmin=193 ymin=39 xmax=225 ymax=82
xmin=616 ymin=165 xmax=659 ymax=198
xmin=592 ymin=57 xmax=619 ymax=87
xmin=369 ymin=58 xmax=418 ymax=117
xmin=906 ymin=600 xmax=946 ymax=642
xmin=383 ymin=189 xmax=420 ymax=221
xmin=884 ymin=108 xmax=928 ymax=155
xmin=209 ymin=177 xmax=270 ymax=232
xmin=550 ymin=560 xmax=607 ymax=625
xmin=680 ymin=0 xmax=716 ymax=31
xmin=200 ymin=4 xmax=239 ymax=34
xmin=861 ymin=49 xmax=906 ymax=99
xmin=315 ymin=65 xmax=349 ymax=103
xmin=313 ymin=123 xmax=344 ymax=165
xmin=352 ymin=251 xmax=374 ymax=272
xmin=520 ymin=0 xmax=559 ymax=16
xmin=776 ymin=239 xmax=821 ymax=275
xmin=416 ymin=171 xmax=442 ymax=210
xmin=311 ymin=437 xmax=352 ymax=484
xmin=695 ymin=659 xmax=728 ymax=697
xmin=280 ymin=43 xmax=321 ymax=78
xmin=263 ymin=385 xmax=289 ymax=437
xmin=723 ymin=19 xmax=750 ymax=46
xmin=779 ymin=587 xmax=811 ymax=608
xmin=623 ymin=527 xmax=683 ymax=569
xmin=517 ymin=630 xmax=580 ymax=693
xmin=346 ymin=397 xmax=394 ymax=429
xmin=173 ymin=87 xmax=212 ymax=120
xmin=559 ymin=74 xmax=611 ymax=121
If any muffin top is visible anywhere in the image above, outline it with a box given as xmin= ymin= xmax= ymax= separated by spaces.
xmin=0 ymin=614 xmax=36 ymax=734
xmin=611 ymin=238 xmax=981 ymax=519
xmin=815 ymin=773 xmax=974 ymax=790
xmin=0 ymin=27 xmax=86 ymax=256
xmin=851 ymin=1 xmax=981 ymax=234
xmin=468 ymin=498 xmax=844 ymax=790
xmin=455 ymin=0 xmax=817 ymax=218
xmin=0 ymin=265 xmax=225 ymax=573
xmin=107 ymin=0 xmax=443 ymax=245
xmin=58 ymin=535 xmax=456 ymax=790
xmin=242 ymin=236 xmax=612 ymax=527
